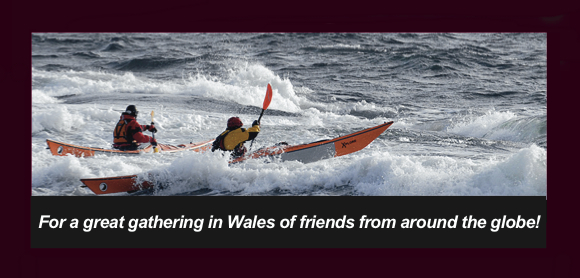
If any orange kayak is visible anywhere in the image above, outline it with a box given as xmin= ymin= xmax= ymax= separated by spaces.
xmin=80 ymin=121 xmax=394 ymax=195
xmin=81 ymin=174 xmax=154 ymax=195
xmin=231 ymin=121 xmax=394 ymax=164
xmin=46 ymin=139 xmax=214 ymax=157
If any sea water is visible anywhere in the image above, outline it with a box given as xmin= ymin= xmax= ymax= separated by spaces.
xmin=31 ymin=33 xmax=546 ymax=196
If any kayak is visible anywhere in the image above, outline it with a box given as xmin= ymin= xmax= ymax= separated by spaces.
xmin=81 ymin=174 xmax=155 ymax=195
xmin=80 ymin=121 xmax=394 ymax=195
xmin=231 ymin=121 xmax=394 ymax=164
xmin=46 ymin=138 xmax=214 ymax=157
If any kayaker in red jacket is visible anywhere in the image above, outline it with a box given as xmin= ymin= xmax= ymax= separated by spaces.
xmin=112 ymin=105 xmax=158 ymax=150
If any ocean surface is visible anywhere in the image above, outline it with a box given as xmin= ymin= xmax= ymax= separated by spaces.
xmin=31 ymin=33 xmax=547 ymax=196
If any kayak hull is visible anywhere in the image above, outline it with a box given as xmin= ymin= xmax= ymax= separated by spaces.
xmin=46 ymin=139 xmax=214 ymax=157
xmin=231 ymin=121 xmax=394 ymax=163
xmin=81 ymin=175 xmax=154 ymax=195
xmin=80 ymin=121 xmax=394 ymax=195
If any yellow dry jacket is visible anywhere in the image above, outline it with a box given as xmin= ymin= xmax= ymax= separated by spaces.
xmin=221 ymin=125 xmax=260 ymax=150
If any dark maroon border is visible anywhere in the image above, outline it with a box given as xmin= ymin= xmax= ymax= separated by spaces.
xmin=13 ymin=1 xmax=579 ymax=277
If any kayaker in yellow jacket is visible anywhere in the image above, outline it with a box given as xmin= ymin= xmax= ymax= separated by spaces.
xmin=211 ymin=117 xmax=260 ymax=158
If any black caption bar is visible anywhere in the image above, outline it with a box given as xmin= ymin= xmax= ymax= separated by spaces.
xmin=31 ymin=196 xmax=545 ymax=248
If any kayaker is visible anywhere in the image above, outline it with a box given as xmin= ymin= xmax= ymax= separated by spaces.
xmin=112 ymin=105 xmax=158 ymax=151
xmin=211 ymin=117 xmax=260 ymax=158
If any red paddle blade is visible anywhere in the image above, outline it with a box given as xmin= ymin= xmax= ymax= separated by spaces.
xmin=263 ymin=84 xmax=273 ymax=110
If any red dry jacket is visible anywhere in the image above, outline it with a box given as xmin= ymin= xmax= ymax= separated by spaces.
xmin=113 ymin=114 xmax=154 ymax=147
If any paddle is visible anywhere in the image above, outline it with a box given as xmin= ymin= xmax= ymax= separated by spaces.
xmin=150 ymin=111 xmax=159 ymax=153
xmin=249 ymin=84 xmax=273 ymax=151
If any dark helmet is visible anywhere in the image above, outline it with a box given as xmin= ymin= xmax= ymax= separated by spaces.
xmin=227 ymin=117 xmax=243 ymax=129
xmin=124 ymin=105 xmax=138 ymax=117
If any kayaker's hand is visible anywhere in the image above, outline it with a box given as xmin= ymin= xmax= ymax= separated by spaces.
xmin=145 ymin=125 xmax=157 ymax=133
xmin=151 ymin=138 xmax=158 ymax=146
xmin=252 ymin=120 xmax=260 ymax=126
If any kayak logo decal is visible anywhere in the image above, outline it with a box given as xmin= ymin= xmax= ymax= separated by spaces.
xmin=99 ymin=183 xmax=108 ymax=192
xmin=341 ymin=139 xmax=357 ymax=148
xmin=57 ymin=146 xmax=63 ymax=154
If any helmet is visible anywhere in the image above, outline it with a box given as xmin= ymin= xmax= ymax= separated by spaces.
xmin=227 ymin=117 xmax=243 ymax=129
xmin=124 ymin=105 xmax=138 ymax=117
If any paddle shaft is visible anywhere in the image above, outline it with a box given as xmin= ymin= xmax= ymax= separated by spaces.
xmin=248 ymin=109 xmax=264 ymax=151
xmin=150 ymin=111 xmax=159 ymax=152
xmin=257 ymin=109 xmax=265 ymax=124
xmin=150 ymin=111 xmax=155 ymax=139
xmin=249 ymin=84 xmax=273 ymax=152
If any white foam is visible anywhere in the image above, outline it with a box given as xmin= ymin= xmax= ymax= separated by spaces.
xmin=349 ymin=144 xmax=546 ymax=196
xmin=190 ymin=62 xmax=304 ymax=112
xmin=470 ymin=144 xmax=547 ymax=195
xmin=32 ymin=68 xmax=140 ymax=97
xmin=107 ymin=143 xmax=544 ymax=197
xmin=32 ymin=65 xmax=307 ymax=113
xmin=82 ymin=106 xmax=123 ymax=122
xmin=323 ymin=99 xmax=397 ymax=115
xmin=32 ymin=155 xmax=91 ymax=189
xmin=32 ymin=106 xmax=85 ymax=133
xmin=318 ymin=44 xmax=362 ymax=50
xmin=447 ymin=110 xmax=517 ymax=138
xmin=32 ymin=66 xmax=396 ymax=127
xmin=447 ymin=110 xmax=546 ymax=143
xmin=32 ymin=89 xmax=58 ymax=104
